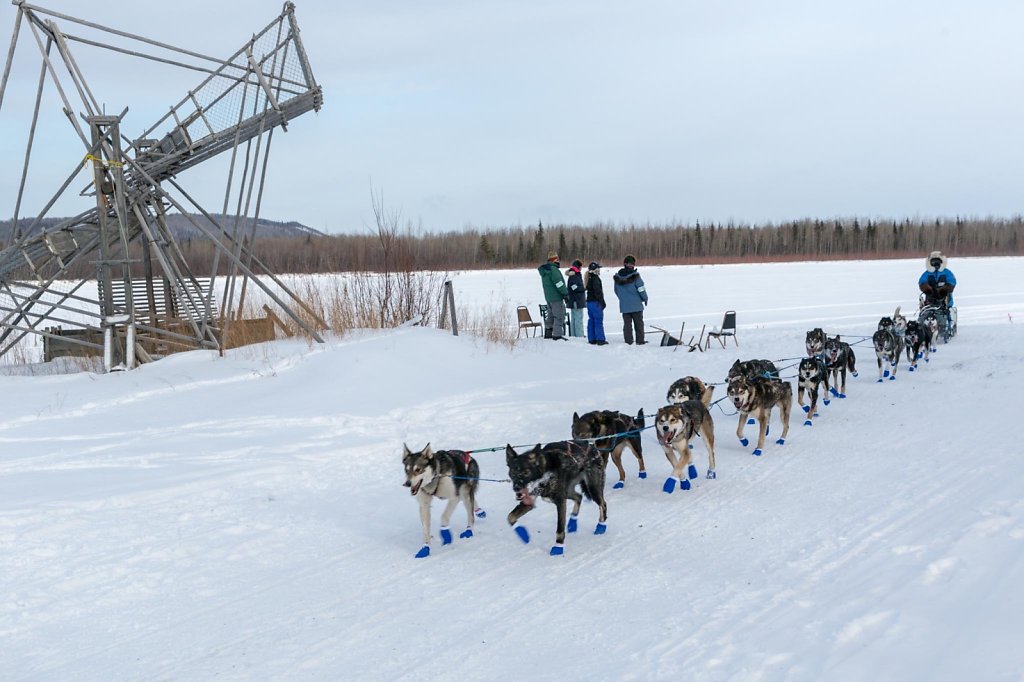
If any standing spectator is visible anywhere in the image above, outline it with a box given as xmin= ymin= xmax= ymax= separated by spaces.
xmin=585 ymin=262 xmax=608 ymax=345
xmin=613 ymin=254 xmax=648 ymax=345
xmin=538 ymin=251 xmax=568 ymax=340
xmin=565 ymin=259 xmax=586 ymax=337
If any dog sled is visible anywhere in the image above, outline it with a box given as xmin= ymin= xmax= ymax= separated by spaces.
xmin=918 ymin=294 xmax=957 ymax=343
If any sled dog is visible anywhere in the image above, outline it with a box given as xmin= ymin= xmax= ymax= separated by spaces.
xmin=892 ymin=306 xmax=908 ymax=337
xmin=823 ymin=334 xmax=857 ymax=398
xmin=903 ymin=319 xmax=932 ymax=370
xmin=666 ymin=376 xmax=715 ymax=406
xmin=727 ymin=358 xmax=779 ymax=383
xmin=872 ymin=328 xmax=901 ymax=381
xmin=655 ymin=401 xmax=717 ymax=492
xmin=796 ymin=356 xmax=830 ymax=425
xmin=727 ymin=376 xmax=793 ymax=456
xmin=805 ymin=328 xmax=827 ymax=356
xmin=571 ymin=409 xmax=646 ymax=489
xmin=403 ymin=444 xmax=480 ymax=558
xmin=505 ymin=441 xmax=608 ymax=555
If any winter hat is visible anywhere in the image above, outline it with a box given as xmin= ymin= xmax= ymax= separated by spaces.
xmin=572 ymin=259 xmax=583 ymax=269
xmin=547 ymin=251 xmax=559 ymax=262
xmin=623 ymin=254 xmax=636 ymax=265
xmin=588 ymin=261 xmax=601 ymax=271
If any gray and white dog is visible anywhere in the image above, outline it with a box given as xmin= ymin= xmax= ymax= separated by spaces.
xmin=403 ymin=444 xmax=480 ymax=559
xmin=655 ymin=401 xmax=717 ymax=492
xmin=903 ymin=319 xmax=932 ymax=371
xmin=727 ymin=376 xmax=793 ymax=457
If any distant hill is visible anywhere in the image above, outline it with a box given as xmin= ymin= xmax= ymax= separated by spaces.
xmin=0 ymin=213 xmax=325 ymax=243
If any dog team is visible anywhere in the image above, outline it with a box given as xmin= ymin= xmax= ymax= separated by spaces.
xmin=405 ymin=252 xmax=959 ymax=558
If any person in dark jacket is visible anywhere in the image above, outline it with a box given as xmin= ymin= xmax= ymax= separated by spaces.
xmin=613 ymin=254 xmax=649 ymax=344
xmin=565 ymin=259 xmax=586 ymax=337
xmin=537 ymin=251 xmax=569 ymax=340
xmin=584 ymin=262 xmax=607 ymax=345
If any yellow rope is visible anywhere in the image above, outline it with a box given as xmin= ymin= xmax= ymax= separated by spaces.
xmin=83 ymin=153 xmax=124 ymax=169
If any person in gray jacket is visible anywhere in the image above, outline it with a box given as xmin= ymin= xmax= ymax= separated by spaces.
xmin=612 ymin=254 xmax=648 ymax=344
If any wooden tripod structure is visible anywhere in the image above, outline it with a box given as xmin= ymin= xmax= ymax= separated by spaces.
xmin=0 ymin=1 xmax=326 ymax=369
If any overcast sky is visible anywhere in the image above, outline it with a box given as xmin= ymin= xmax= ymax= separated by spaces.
xmin=1 ymin=0 xmax=1021 ymax=234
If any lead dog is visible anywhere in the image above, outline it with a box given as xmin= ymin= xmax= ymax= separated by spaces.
xmin=655 ymin=401 xmax=717 ymax=493
xmin=823 ymin=334 xmax=857 ymax=398
xmin=903 ymin=319 xmax=932 ymax=371
xmin=666 ymin=376 xmax=715 ymax=407
xmin=403 ymin=444 xmax=480 ymax=558
xmin=505 ymin=441 xmax=608 ymax=556
xmin=872 ymin=328 xmax=901 ymax=381
xmin=796 ymin=356 xmax=830 ymax=426
xmin=727 ymin=376 xmax=792 ymax=456
xmin=571 ymin=409 xmax=646 ymax=489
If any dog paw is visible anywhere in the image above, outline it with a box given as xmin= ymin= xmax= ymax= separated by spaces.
xmin=802 ymin=405 xmax=810 ymax=413
xmin=612 ymin=480 xmax=624 ymax=490
xmin=663 ymin=477 xmax=676 ymax=494
xmin=823 ymin=399 xmax=830 ymax=406
xmin=852 ymin=372 xmax=859 ymax=378
xmin=883 ymin=370 xmax=890 ymax=378
xmin=638 ymin=471 xmax=647 ymax=479
xmin=459 ymin=528 xmax=473 ymax=539
xmin=830 ymin=387 xmax=839 ymax=396
xmin=706 ymin=469 xmax=716 ymax=480
xmin=440 ymin=527 xmax=453 ymax=545
xmin=747 ymin=418 xmax=756 ymax=425
xmin=776 ymin=438 xmax=786 ymax=446
xmin=908 ymin=366 xmax=915 ymax=372
xmin=877 ymin=378 xmax=883 ymax=383
xmin=513 ymin=525 xmax=530 ymax=544
xmin=594 ymin=523 xmax=607 ymax=535
xmin=474 ymin=507 xmax=486 ymax=519
xmin=839 ymin=393 xmax=846 ymax=398
xmin=925 ymin=358 xmax=930 ymax=363
xmin=804 ymin=420 xmax=813 ymax=426
xmin=752 ymin=448 xmax=763 ymax=457
xmin=889 ymin=375 xmax=896 ymax=381
xmin=415 ymin=545 xmax=430 ymax=559
xmin=813 ymin=412 xmax=819 ymax=417
xmin=739 ymin=438 xmax=749 ymax=447
xmin=687 ymin=464 xmax=698 ymax=480
xmin=549 ymin=545 xmax=564 ymax=556
xmin=680 ymin=478 xmax=691 ymax=491
xmin=567 ymin=515 xmax=578 ymax=533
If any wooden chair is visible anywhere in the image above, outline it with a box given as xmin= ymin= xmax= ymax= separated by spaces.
xmin=704 ymin=310 xmax=738 ymax=350
xmin=516 ymin=305 xmax=542 ymax=338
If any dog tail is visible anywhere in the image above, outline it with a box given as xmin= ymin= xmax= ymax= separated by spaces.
xmin=635 ymin=407 xmax=645 ymax=429
xmin=701 ymin=384 xmax=715 ymax=407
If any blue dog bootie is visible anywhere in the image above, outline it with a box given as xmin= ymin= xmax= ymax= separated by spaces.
xmin=663 ymin=477 xmax=677 ymax=494
xmin=567 ymin=514 xmax=579 ymax=534
xmin=415 ymin=545 xmax=430 ymax=559
xmin=440 ymin=526 xmax=453 ymax=545
xmin=513 ymin=524 xmax=530 ymax=544
xmin=550 ymin=544 xmax=564 ymax=556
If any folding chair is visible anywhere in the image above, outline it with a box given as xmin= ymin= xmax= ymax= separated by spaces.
xmin=515 ymin=305 xmax=542 ymax=338
xmin=704 ymin=310 xmax=738 ymax=350
xmin=537 ymin=303 xmax=570 ymax=336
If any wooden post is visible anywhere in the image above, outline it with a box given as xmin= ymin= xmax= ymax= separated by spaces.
xmin=440 ymin=280 xmax=458 ymax=336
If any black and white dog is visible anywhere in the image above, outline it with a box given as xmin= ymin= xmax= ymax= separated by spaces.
xmin=872 ymin=327 xmax=901 ymax=382
xmin=666 ymin=376 xmax=715 ymax=407
xmin=403 ymin=444 xmax=481 ymax=559
xmin=505 ymin=441 xmax=608 ymax=556
xmin=892 ymin=306 xmax=908 ymax=337
xmin=823 ymin=335 xmax=858 ymax=398
xmin=903 ymin=319 xmax=932 ymax=371
xmin=728 ymin=359 xmax=779 ymax=426
xmin=806 ymin=328 xmax=827 ymax=357
xmin=796 ymin=356 xmax=830 ymax=426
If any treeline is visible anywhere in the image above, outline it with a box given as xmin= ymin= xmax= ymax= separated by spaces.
xmin=237 ymin=215 xmax=1023 ymax=274
xmin=8 ymin=215 xmax=1023 ymax=278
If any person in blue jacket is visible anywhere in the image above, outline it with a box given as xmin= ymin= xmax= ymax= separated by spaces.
xmin=612 ymin=254 xmax=649 ymax=345
xmin=918 ymin=251 xmax=957 ymax=307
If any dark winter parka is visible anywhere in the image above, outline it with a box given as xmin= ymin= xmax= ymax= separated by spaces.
xmin=585 ymin=271 xmax=605 ymax=308
xmin=566 ymin=267 xmax=586 ymax=309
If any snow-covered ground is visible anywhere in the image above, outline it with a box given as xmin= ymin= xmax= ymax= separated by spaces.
xmin=1 ymin=257 xmax=1021 ymax=681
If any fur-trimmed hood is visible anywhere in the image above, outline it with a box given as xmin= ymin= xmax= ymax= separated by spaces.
xmin=925 ymin=251 xmax=948 ymax=272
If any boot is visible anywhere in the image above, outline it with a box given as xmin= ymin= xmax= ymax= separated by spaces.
xmin=544 ymin=327 xmax=552 ymax=339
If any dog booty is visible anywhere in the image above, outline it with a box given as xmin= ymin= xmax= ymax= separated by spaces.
xmin=550 ymin=544 xmax=564 ymax=556
xmin=752 ymin=448 xmax=763 ymax=456
xmin=687 ymin=464 xmax=698 ymax=479
xmin=681 ymin=479 xmax=691 ymax=491
xmin=739 ymin=437 xmax=749 ymax=447
xmin=460 ymin=528 xmax=473 ymax=539
xmin=612 ymin=481 xmax=624 ymax=490
xmin=776 ymin=438 xmax=786 ymax=446
xmin=804 ymin=419 xmax=813 ymax=427
xmin=415 ymin=545 xmax=430 ymax=559
xmin=513 ymin=525 xmax=530 ymax=544
xmin=440 ymin=527 xmax=453 ymax=545
xmin=567 ymin=515 xmax=578 ymax=533
xmin=802 ymin=405 xmax=810 ymax=413
xmin=474 ymin=507 xmax=486 ymax=519
xmin=638 ymin=471 xmax=647 ymax=479
xmin=594 ymin=523 xmax=607 ymax=535
xmin=706 ymin=469 xmax=716 ymax=480
xmin=663 ymin=477 xmax=677 ymax=494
